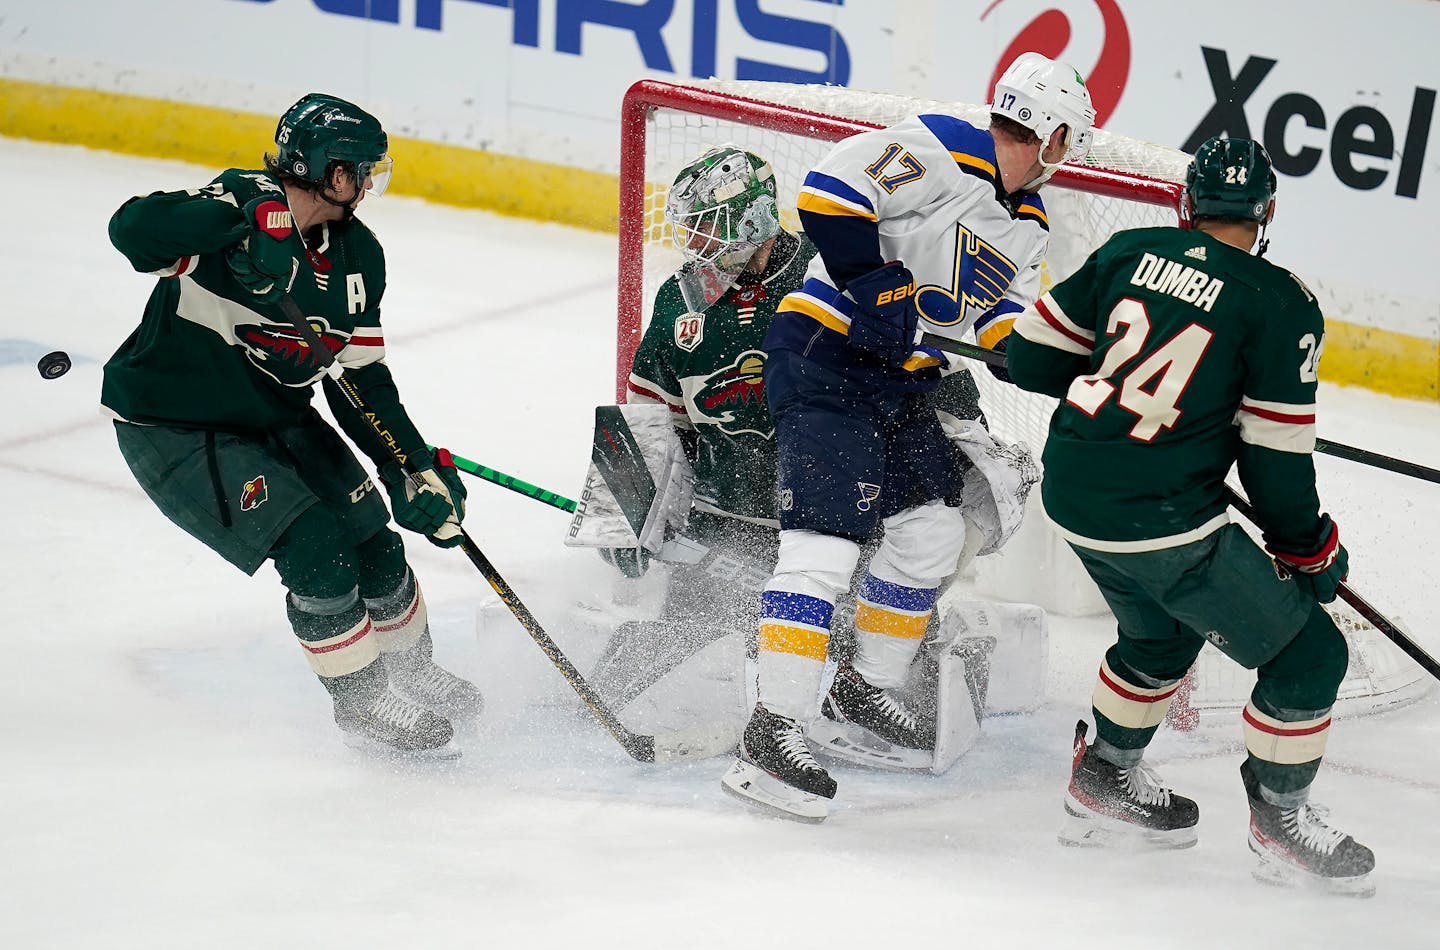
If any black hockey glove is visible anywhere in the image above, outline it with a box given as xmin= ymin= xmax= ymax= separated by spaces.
xmin=1267 ymin=514 xmax=1349 ymax=604
xmin=845 ymin=262 xmax=920 ymax=368
xmin=380 ymin=448 xmax=468 ymax=549
xmin=226 ymin=195 xmax=301 ymax=303
xmin=985 ymin=335 xmax=1013 ymax=384
xmin=599 ymin=546 xmax=651 ymax=578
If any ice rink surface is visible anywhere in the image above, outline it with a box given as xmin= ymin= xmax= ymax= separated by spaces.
xmin=4 ymin=137 xmax=1439 ymax=947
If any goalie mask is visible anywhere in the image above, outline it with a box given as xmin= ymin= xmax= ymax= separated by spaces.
xmin=665 ymin=145 xmax=781 ymax=311
xmin=274 ymin=93 xmax=393 ymax=198
xmin=990 ymin=52 xmax=1096 ymax=189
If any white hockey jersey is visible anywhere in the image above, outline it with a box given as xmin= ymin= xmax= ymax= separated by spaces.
xmin=771 ymin=113 xmax=1050 ymax=375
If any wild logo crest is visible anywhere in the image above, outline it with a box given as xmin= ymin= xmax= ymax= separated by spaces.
xmin=692 ymin=349 xmax=771 ymax=437
xmin=235 ymin=316 xmax=348 ymax=387
xmin=239 ymin=474 xmax=269 ymax=511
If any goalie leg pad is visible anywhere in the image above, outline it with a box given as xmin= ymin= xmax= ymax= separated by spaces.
xmin=928 ymin=597 xmax=1048 ymax=715
xmin=930 ymin=637 xmax=992 ymax=775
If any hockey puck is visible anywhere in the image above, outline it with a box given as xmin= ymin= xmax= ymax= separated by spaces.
xmin=37 ymin=351 xmax=72 ymax=379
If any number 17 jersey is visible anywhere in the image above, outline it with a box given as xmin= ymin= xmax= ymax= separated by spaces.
xmin=1009 ymin=226 xmax=1326 ymax=552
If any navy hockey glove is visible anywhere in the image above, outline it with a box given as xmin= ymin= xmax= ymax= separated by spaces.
xmin=845 ymin=262 xmax=919 ymax=368
xmin=380 ymin=448 xmax=468 ymax=549
xmin=599 ymin=546 xmax=651 ymax=578
xmin=226 ymin=195 xmax=300 ymax=303
xmin=1268 ymin=514 xmax=1349 ymax=604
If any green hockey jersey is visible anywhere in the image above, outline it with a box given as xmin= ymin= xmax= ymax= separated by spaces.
xmin=1008 ymin=226 xmax=1327 ymax=553
xmin=626 ymin=232 xmax=817 ymax=525
xmin=103 ymin=168 xmax=425 ymax=462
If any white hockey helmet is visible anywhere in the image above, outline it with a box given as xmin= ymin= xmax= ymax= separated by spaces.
xmin=990 ymin=52 xmax=1097 ymax=186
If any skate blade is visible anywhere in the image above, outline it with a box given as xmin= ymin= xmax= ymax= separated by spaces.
xmin=1058 ymin=798 xmax=1198 ymax=850
xmin=1248 ymin=837 xmax=1376 ymax=898
xmin=805 ymin=718 xmax=934 ymax=772
xmin=720 ymin=759 xmax=829 ymax=823
xmin=341 ymin=731 xmax=462 ymax=761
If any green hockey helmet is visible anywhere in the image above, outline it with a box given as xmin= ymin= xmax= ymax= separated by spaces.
xmin=1185 ymin=136 xmax=1276 ymax=223
xmin=665 ymin=145 xmax=780 ymax=271
xmin=274 ymin=93 xmax=393 ymax=196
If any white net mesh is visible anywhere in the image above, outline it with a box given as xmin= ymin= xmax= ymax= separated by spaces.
xmin=630 ymin=80 xmax=1188 ymax=453
xmin=621 ymin=80 xmax=1429 ymax=722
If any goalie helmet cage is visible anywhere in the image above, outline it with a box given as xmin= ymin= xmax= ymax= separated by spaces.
xmin=614 ymin=78 xmax=1430 ymax=727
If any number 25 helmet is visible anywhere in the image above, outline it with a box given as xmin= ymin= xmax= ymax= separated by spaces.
xmin=665 ymin=145 xmax=782 ymax=311
xmin=990 ymin=52 xmax=1097 ymax=188
xmin=273 ymin=93 xmax=393 ymax=197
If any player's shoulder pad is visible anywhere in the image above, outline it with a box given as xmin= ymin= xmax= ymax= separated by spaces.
xmin=648 ymin=273 xmax=689 ymax=325
xmin=341 ymin=214 xmax=384 ymax=252
xmin=1249 ymin=255 xmax=1319 ymax=311
xmin=211 ymin=167 xmax=284 ymax=204
xmin=916 ymin=114 xmax=999 ymax=188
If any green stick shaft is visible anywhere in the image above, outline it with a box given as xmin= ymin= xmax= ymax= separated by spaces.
xmin=436 ymin=448 xmax=577 ymax=513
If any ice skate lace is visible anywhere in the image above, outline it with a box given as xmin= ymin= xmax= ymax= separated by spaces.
xmin=370 ymin=689 xmax=425 ymax=729
xmin=1284 ymin=804 xmax=1347 ymax=855
xmin=404 ymin=662 xmax=459 ymax=700
xmin=869 ymin=688 xmax=919 ymax=731
xmin=776 ymin=725 xmax=824 ymax=773
xmin=1120 ymin=764 xmax=1173 ymax=807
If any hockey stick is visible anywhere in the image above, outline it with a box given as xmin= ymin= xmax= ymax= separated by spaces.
xmin=1223 ymin=484 xmax=1440 ymax=682
xmin=919 ymin=332 xmax=1440 ymax=485
xmin=277 ymin=296 xmax=738 ymax=762
xmin=1311 ymin=438 xmax=1440 ymax=486
xmin=434 ymin=448 xmax=577 ymax=513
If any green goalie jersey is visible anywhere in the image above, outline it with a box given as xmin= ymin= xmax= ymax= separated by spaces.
xmin=626 ymin=231 xmax=817 ymax=525
xmin=1008 ymin=226 xmax=1327 ymax=554
xmin=103 ymin=168 xmax=425 ymax=460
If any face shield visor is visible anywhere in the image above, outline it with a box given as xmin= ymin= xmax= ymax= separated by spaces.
xmin=668 ymin=192 xmax=778 ymax=311
xmin=354 ymin=154 xmax=394 ymax=197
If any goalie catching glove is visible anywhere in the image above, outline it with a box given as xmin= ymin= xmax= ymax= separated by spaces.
xmin=380 ymin=448 xmax=467 ymax=548
xmin=226 ymin=195 xmax=301 ymax=303
xmin=845 ymin=262 xmax=920 ymax=368
xmin=1267 ymin=514 xmax=1349 ymax=604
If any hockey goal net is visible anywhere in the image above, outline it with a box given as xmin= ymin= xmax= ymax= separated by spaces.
xmin=615 ymin=79 xmax=1430 ymax=726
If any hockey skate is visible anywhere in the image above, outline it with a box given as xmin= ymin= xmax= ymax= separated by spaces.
xmin=1242 ymin=761 xmax=1375 ymax=897
xmin=325 ymin=661 xmax=459 ymax=759
xmin=1059 ymin=721 xmax=1199 ymax=849
xmin=806 ymin=661 xmax=936 ymax=771
xmin=383 ymin=631 xmax=484 ymax=722
xmin=722 ymin=705 xmax=836 ymax=823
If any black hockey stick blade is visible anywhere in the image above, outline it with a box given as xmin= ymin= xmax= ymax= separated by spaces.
xmin=592 ymin=405 xmax=658 ymax=538
xmin=1223 ymin=485 xmax=1440 ymax=682
xmin=919 ymin=333 xmax=1007 ymax=369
